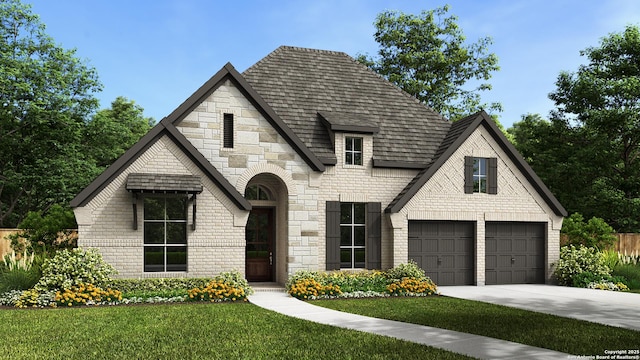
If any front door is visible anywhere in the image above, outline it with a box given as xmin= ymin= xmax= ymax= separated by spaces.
xmin=245 ymin=208 xmax=274 ymax=282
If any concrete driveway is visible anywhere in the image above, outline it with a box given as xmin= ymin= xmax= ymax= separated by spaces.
xmin=439 ymin=285 xmax=640 ymax=331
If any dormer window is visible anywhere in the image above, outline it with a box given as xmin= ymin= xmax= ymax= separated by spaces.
xmin=345 ymin=137 xmax=363 ymax=165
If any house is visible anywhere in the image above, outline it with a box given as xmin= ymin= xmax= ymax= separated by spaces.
xmin=70 ymin=46 xmax=567 ymax=286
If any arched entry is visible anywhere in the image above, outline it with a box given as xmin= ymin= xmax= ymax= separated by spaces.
xmin=244 ymin=176 xmax=288 ymax=283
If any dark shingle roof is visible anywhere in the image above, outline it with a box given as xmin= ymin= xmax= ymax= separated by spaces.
xmin=243 ymin=46 xmax=451 ymax=166
xmin=126 ymin=173 xmax=203 ymax=193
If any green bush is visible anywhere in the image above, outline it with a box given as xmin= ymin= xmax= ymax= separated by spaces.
xmin=35 ymin=248 xmax=117 ymax=292
xmin=553 ymin=245 xmax=611 ymax=286
xmin=561 ymin=213 xmax=616 ymax=250
xmin=385 ymin=260 xmax=427 ymax=280
xmin=323 ymin=271 xmax=388 ymax=293
xmin=9 ymin=205 xmax=77 ymax=255
xmin=108 ymin=277 xmax=213 ymax=293
xmin=0 ymin=251 xmax=46 ymax=292
xmin=612 ymin=264 xmax=640 ymax=289
xmin=286 ymin=262 xmax=438 ymax=300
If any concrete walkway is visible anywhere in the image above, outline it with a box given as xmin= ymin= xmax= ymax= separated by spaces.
xmin=249 ymin=288 xmax=570 ymax=360
xmin=440 ymin=284 xmax=640 ymax=331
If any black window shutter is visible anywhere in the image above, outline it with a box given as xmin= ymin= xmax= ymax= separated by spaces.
xmin=488 ymin=157 xmax=498 ymax=194
xmin=223 ymin=113 xmax=234 ymax=148
xmin=464 ymin=156 xmax=474 ymax=194
xmin=366 ymin=202 xmax=381 ymax=270
xmin=325 ymin=201 xmax=341 ymax=270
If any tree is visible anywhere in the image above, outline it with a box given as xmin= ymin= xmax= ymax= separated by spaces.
xmin=357 ymin=6 xmax=501 ymax=120
xmin=509 ymin=114 xmax=595 ymax=217
xmin=84 ymin=97 xmax=155 ymax=168
xmin=0 ymin=0 xmax=102 ymax=227
xmin=547 ymin=25 xmax=640 ymax=232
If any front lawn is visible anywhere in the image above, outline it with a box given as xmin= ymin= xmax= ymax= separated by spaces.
xmin=0 ymin=302 xmax=471 ymax=360
xmin=314 ymin=296 xmax=640 ymax=356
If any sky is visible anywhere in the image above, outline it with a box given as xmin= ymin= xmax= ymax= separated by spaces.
xmin=27 ymin=0 xmax=640 ymax=128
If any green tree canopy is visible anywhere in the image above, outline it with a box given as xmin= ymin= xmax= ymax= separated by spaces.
xmin=357 ymin=5 xmax=501 ymax=120
xmin=0 ymin=0 xmax=102 ymax=227
xmin=84 ymin=96 xmax=155 ymax=168
xmin=549 ymin=25 xmax=640 ymax=232
xmin=513 ymin=25 xmax=640 ymax=232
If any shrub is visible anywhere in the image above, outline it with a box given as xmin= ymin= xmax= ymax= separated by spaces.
xmin=553 ymin=245 xmax=611 ymax=286
xmin=600 ymin=249 xmax=620 ymax=270
xmin=385 ymin=260 xmax=427 ymax=281
xmin=386 ymin=277 xmax=438 ymax=296
xmin=9 ymin=204 xmax=77 ymax=255
xmin=323 ymin=271 xmax=388 ymax=293
xmin=0 ymin=251 xmax=46 ymax=292
xmin=285 ymin=262 xmax=439 ymax=300
xmin=612 ymin=264 xmax=640 ymax=289
xmin=288 ymin=278 xmax=342 ymax=300
xmin=214 ymin=270 xmax=254 ymax=296
xmin=55 ymin=283 xmax=122 ymax=307
xmin=108 ymin=277 xmax=213 ymax=294
xmin=35 ymin=248 xmax=117 ymax=292
xmin=561 ymin=213 xmax=616 ymax=250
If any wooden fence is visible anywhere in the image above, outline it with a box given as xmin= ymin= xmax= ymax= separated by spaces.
xmin=0 ymin=229 xmax=16 ymax=259
xmin=613 ymin=233 xmax=640 ymax=254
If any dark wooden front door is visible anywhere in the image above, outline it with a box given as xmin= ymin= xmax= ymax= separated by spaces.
xmin=245 ymin=208 xmax=274 ymax=282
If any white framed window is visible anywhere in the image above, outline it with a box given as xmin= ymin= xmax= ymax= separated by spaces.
xmin=340 ymin=202 xmax=366 ymax=269
xmin=473 ymin=157 xmax=487 ymax=193
xmin=345 ymin=137 xmax=363 ymax=165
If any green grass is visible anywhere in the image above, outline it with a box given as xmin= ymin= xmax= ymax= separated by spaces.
xmin=314 ymin=296 xmax=640 ymax=356
xmin=0 ymin=302 xmax=471 ymax=360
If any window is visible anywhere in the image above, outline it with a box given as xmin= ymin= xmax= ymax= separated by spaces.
xmin=144 ymin=196 xmax=187 ymax=272
xmin=223 ymin=113 xmax=234 ymax=149
xmin=326 ymin=201 xmax=381 ymax=270
xmin=245 ymin=184 xmax=272 ymax=201
xmin=340 ymin=203 xmax=366 ymax=269
xmin=345 ymin=137 xmax=363 ymax=165
xmin=473 ymin=158 xmax=487 ymax=193
xmin=464 ymin=156 xmax=497 ymax=194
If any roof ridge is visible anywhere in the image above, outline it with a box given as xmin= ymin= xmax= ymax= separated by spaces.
xmin=243 ymin=45 xmax=351 ymax=74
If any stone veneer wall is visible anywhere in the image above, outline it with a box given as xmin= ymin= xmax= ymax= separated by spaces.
xmin=392 ymin=126 xmax=563 ymax=284
xmin=176 ymin=80 xmax=322 ymax=280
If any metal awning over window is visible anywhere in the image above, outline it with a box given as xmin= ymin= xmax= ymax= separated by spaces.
xmin=126 ymin=173 xmax=203 ymax=230
xmin=126 ymin=173 xmax=203 ymax=194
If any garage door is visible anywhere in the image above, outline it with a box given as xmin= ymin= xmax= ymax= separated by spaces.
xmin=408 ymin=221 xmax=475 ymax=286
xmin=485 ymin=222 xmax=545 ymax=285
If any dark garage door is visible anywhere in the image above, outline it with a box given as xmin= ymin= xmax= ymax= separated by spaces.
xmin=485 ymin=222 xmax=546 ymax=285
xmin=408 ymin=221 xmax=475 ymax=286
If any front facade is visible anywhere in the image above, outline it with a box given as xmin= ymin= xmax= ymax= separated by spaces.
xmin=71 ymin=47 xmax=566 ymax=285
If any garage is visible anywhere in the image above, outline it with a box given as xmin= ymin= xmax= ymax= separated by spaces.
xmin=408 ymin=221 xmax=475 ymax=286
xmin=485 ymin=222 xmax=546 ymax=285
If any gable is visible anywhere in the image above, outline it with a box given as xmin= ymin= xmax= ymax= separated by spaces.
xmin=166 ymin=63 xmax=325 ymax=172
xmin=387 ymin=111 xmax=567 ymax=216
xmin=70 ymin=122 xmax=251 ymax=211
